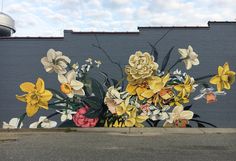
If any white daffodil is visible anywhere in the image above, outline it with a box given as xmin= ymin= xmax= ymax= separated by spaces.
xmin=56 ymin=109 xmax=77 ymax=122
xmin=72 ymin=63 xmax=79 ymax=70
xmin=81 ymin=64 xmax=91 ymax=73
xmin=2 ymin=118 xmax=23 ymax=129
xmin=85 ymin=58 xmax=93 ymax=64
xmin=178 ymin=45 xmax=199 ymax=70
xmin=58 ymin=70 xmax=85 ymax=98
xmin=29 ymin=116 xmax=57 ymax=128
xmin=41 ymin=48 xmax=71 ymax=74
xmin=164 ymin=105 xmax=193 ymax=127
xmin=94 ymin=60 xmax=102 ymax=68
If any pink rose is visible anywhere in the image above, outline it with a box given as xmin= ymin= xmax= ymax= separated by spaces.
xmin=73 ymin=106 xmax=99 ymax=128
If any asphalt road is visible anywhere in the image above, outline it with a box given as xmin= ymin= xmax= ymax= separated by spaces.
xmin=0 ymin=129 xmax=236 ymax=161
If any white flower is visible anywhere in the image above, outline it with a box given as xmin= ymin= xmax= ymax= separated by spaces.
xmin=29 ymin=116 xmax=57 ymax=128
xmin=56 ymin=109 xmax=76 ymax=122
xmin=148 ymin=105 xmax=170 ymax=121
xmin=81 ymin=64 xmax=91 ymax=73
xmin=178 ymin=45 xmax=199 ymax=70
xmin=85 ymin=58 xmax=93 ymax=64
xmin=58 ymin=70 xmax=85 ymax=98
xmin=41 ymin=48 xmax=71 ymax=74
xmin=164 ymin=105 xmax=193 ymax=126
xmin=94 ymin=60 xmax=102 ymax=68
xmin=194 ymin=87 xmax=226 ymax=103
xmin=2 ymin=118 xmax=23 ymax=129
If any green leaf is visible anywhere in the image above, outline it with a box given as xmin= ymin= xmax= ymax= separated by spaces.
xmin=90 ymin=78 xmax=105 ymax=101
xmin=111 ymin=78 xmax=119 ymax=87
xmin=83 ymin=96 xmax=104 ymax=118
xmin=148 ymin=42 xmax=159 ymax=62
xmin=17 ymin=113 xmax=26 ymax=128
xmin=99 ymin=71 xmax=112 ymax=88
xmin=184 ymin=104 xmax=192 ymax=110
xmin=47 ymin=88 xmax=66 ymax=100
xmin=161 ymin=46 xmax=174 ymax=72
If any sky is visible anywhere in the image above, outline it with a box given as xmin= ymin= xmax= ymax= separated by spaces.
xmin=2 ymin=0 xmax=236 ymax=36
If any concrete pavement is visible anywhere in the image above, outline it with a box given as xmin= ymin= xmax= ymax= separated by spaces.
xmin=0 ymin=128 xmax=236 ymax=161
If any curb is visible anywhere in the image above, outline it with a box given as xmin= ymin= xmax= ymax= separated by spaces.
xmin=1 ymin=128 xmax=236 ymax=135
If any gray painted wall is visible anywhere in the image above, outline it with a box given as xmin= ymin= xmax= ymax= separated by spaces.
xmin=0 ymin=22 xmax=236 ymax=127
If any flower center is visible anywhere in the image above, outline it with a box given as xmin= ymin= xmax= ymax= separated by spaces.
xmin=27 ymin=92 xmax=40 ymax=105
xmin=60 ymin=83 xmax=72 ymax=94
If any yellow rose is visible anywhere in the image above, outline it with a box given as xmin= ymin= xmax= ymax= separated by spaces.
xmin=125 ymin=51 xmax=158 ymax=85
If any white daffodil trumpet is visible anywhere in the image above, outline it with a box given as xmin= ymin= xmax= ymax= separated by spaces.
xmin=41 ymin=48 xmax=71 ymax=74
xmin=58 ymin=70 xmax=85 ymax=98
xmin=29 ymin=116 xmax=57 ymax=128
xmin=2 ymin=118 xmax=23 ymax=129
xmin=178 ymin=45 xmax=199 ymax=70
xmin=194 ymin=87 xmax=226 ymax=103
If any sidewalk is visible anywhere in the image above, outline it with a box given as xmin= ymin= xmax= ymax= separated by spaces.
xmin=1 ymin=128 xmax=236 ymax=161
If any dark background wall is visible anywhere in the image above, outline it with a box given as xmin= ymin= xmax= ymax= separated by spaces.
xmin=0 ymin=21 xmax=236 ymax=127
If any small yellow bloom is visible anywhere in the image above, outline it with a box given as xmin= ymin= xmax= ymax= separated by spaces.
xmin=16 ymin=78 xmax=53 ymax=117
xmin=124 ymin=108 xmax=148 ymax=127
xmin=116 ymin=101 xmax=134 ymax=116
xmin=210 ymin=62 xmax=235 ymax=92
xmin=174 ymin=75 xmax=194 ymax=98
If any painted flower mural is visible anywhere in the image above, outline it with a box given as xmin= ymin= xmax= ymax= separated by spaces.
xmin=2 ymin=43 xmax=235 ymax=129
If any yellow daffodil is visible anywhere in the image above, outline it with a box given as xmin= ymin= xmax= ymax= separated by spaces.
xmin=210 ymin=62 xmax=235 ymax=92
xmin=116 ymin=98 xmax=134 ymax=116
xmin=126 ymin=74 xmax=170 ymax=102
xmin=16 ymin=78 xmax=53 ymax=117
xmin=124 ymin=108 xmax=148 ymax=127
xmin=174 ymin=75 xmax=195 ymax=98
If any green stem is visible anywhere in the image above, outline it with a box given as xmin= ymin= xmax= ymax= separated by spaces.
xmin=17 ymin=113 xmax=26 ymax=128
xmin=195 ymin=74 xmax=215 ymax=82
xmin=168 ymin=58 xmax=182 ymax=72
xmin=190 ymin=119 xmax=217 ymax=128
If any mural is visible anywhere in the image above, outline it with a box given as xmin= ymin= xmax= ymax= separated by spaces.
xmin=3 ymin=43 xmax=235 ymax=128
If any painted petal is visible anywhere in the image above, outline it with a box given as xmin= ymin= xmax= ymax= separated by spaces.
xmin=125 ymin=118 xmax=136 ymax=127
xmin=26 ymin=104 xmax=39 ymax=117
xmin=16 ymin=94 xmax=27 ymax=102
xmin=47 ymin=49 xmax=56 ymax=62
xmin=9 ymin=118 xmax=21 ymax=128
xmin=74 ymin=89 xmax=85 ymax=96
xmin=217 ymin=83 xmax=223 ymax=92
xmin=172 ymin=105 xmax=184 ymax=114
xmin=57 ymin=61 xmax=67 ymax=68
xmin=58 ymin=74 xmax=67 ymax=84
xmin=136 ymin=87 xmax=146 ymax=100
xmin=67 ymin=92 xmax=74 ymax=98
xmin=38 ymin=101 xmax=49 ymax=110
xmin=180 ymin=111 xmax=194 ymax=120
xmin=223 ymin=82 xmax=230 ymax=90
xmin=136 ymin=115 xmax=148 ymax=123
xmin=188 ymin=45 xmax=193 ymax=52
xmin=210 ymin=76 xmax=220 ymax=84
xmin=185 ymin=60 xmax=192 ymax=70
xmin=141 ymin=90 xmax=155 ymax=98
xmin=68 ymin=114 xmax=73 ymax=120
xmin=20 ymin=82 xmax=35 ymax=93
xmin=41 ymin=57 xmax=51 ymax=66
xmin=29 ymin=122 xmax=39 ymax=129
xmin=2 ymin=122 xmax=11 ymax=129
xmin=218 ymin=66 xmax=224 ymax=76
xmin=56 ymin=55 xmax=71 ymax=64
xmin=49 ymin=121 xmax=57 ymax=128
xmin=39 ymin=116 xmax=47 ymax=122
xmin=126 ymin=84 xmax=137 ymax=95
xmin=66 ymin=70 xmax=77 ymax=83
xmin=178 ymin=48 xmax=188 ymax=58
xmin=174 ymin=85 xmax=183 ymax=91
xmin=40 ymin=90 xmax=53 ymax=102
xmin=70 ymin=80 xmax=83 ymax=90
xmin=36 ymin=78 xmax=45 ymax=93
xmin=223 ymin=62 xmax=230 ymax=72
xmin=221 ymin=75 xmax=229 ymax=82
xmin=191 ymin=58 xmax=199 ymax=65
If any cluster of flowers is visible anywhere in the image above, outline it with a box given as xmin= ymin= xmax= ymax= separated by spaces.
xmin=2 ymin=45 xmax=235 ymax=129
xmin=104 ymin=46 xmax=235 ymax=128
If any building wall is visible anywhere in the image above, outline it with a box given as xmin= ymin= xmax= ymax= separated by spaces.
xmin=0 ymin=22 xmax=236 ymax=127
